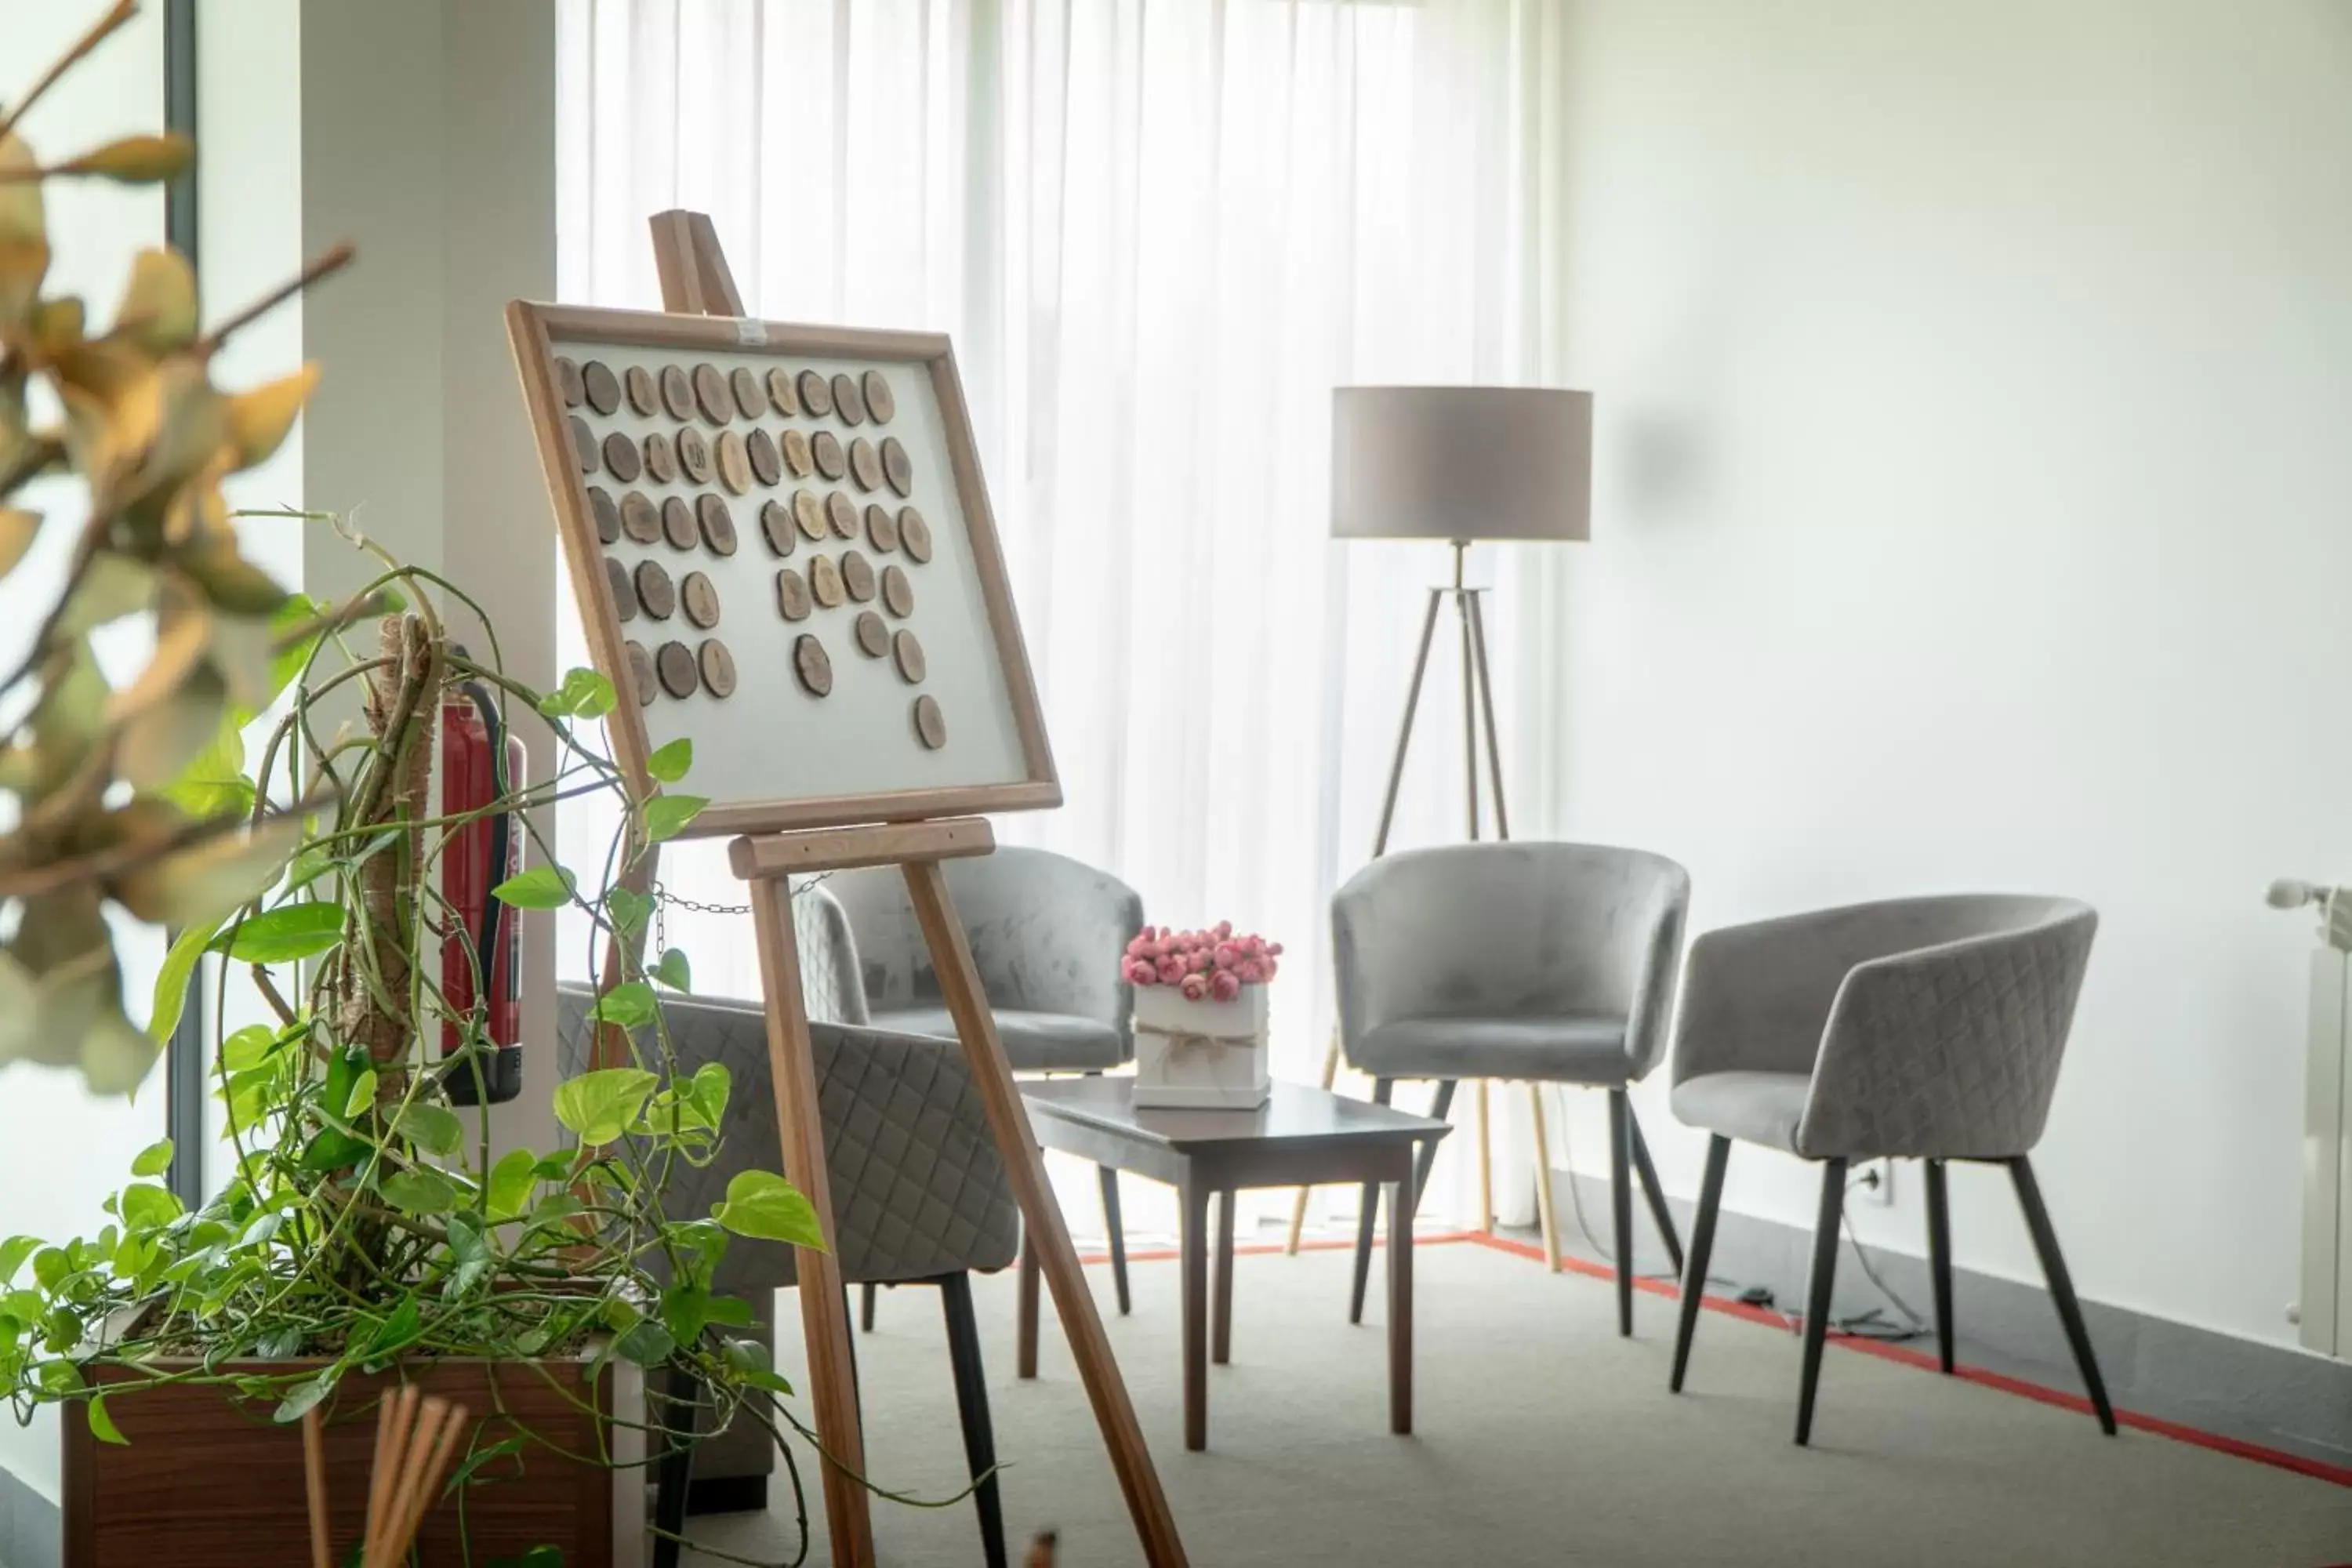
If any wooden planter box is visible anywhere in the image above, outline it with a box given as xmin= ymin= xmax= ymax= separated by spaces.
xmin=61 ymin=1355 xmax=646 ymax=1568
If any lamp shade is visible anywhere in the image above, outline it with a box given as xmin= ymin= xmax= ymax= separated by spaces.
xmin=1330 ymin=386 xmax=1592 ymax=542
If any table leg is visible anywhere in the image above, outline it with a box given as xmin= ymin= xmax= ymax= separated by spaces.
xmin=1213 ymin=1189 xmax=1236 ymax=1366
xmin=1181 ymin=1172 xmax=1211 ymax=1450
xmin=1388 ymin=1167 xmax=1414 ymax=1436
xmin=1017 ymin=1229 xmax=1040 ymax=1381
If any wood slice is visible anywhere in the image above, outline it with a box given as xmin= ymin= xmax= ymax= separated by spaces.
xmin=797 ymin=368 xmax=833 ymax=418
xmin=760 ymin=499 xmax=797 ymax=557
xmin=825 ymin=491 xmax=858 ymax=539
xmin=793 ymin=633 xmax=834 ymax=697
xmin=848 ymin=437 xmax=883 ymax=493
xmin=661 ymin=495 xmax=698 ymax=550
xmin=791 ymin=489 xmax=828 ymax=542
xmin=635 ymin=559 xmax=677 ymax=619
xmin=861 ymin=369 xmax=895 ymax=424
xmin=600 ymin=430 xmax=643 ymax=483
xmin=852 ymin=610 xmax=890 ymax=658
xmin=605 ymin=556 xmax=637 ymax=622
xmin=730 ymin=366 xmax=766 ymax=421
xmin=714 ymin=430 xmax=753 ymax=495
xmin=781 ymin=427 xmax=814 ymax=477
xmin=880 ymin=563 xmax=914 ymax=618
xmin=581 ymin=359 xmax=622 ymax=416
xmin=892 ymin=628 xmax=927 ymax=684
xmin=569 ymin=416 xmax=598 ymax=474
xmin=697 ymin=492 xmax=739 ymax=555
xmin=657 ymin=640 xmax=699 ymax=699
xmin=554 ymin=356 xmax=585 ymax=408
xmin=625 ymin=364 xmax=660 ymax=416
xmin=811 ymin=430 xmax=847 ymax=481
xmin=864 ymin=503 xmax=898 ymax=553
xmin=681 ymin=571 xmax=720 ymax=628
xmin=746 ymin=427 xmax=782 ymax=487
xmin=830 ymin=372 xmax=867 ymax=426
xmin=660 ymin=364 xmax=696 ymax=421
xmin=840 ymin=548 xmax=876 ymax=602
xmin=775 ymin=567 xmax=811 ymax=621
xmin=588 ymin=486 xmax=620 ymax=546
xmin=913 ymin=694 xmax=946 ymax=750
xmin=898 ymin=505 xmax=932 ymax=563
xmin=641 ymin=430 xmax=678 ymax=485
xmin=880 ymin=435 xmax=913 ymax=497
xmin=626 ymin=641 xmax=656 ymax=706
xmin=808 ymin=554 xmax=845 ymax=608
xmin=699 ymin=638 xmax=737 ymax=697
xmin=676 ymin=426 xmax=713 ymax=485
xmin=620 ymin=490 xmax=661 ymax=544
xmin=766 ymin=366 xmax=800 ymax=417
xmin=692 ymin=362 xmax=733 ymax=425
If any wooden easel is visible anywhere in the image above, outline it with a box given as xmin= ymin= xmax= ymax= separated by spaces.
xmin=621 ymin=212 xmax=1187 ymax=1566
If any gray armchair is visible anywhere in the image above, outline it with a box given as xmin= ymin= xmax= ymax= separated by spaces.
xmin=1332 ymin=841 xmax=1692 ymax=1334
xmin=1665 ymin=894 xmax=2109 ymax=1448
xmin=829 ymin=849 xmax=1146 ymax=1314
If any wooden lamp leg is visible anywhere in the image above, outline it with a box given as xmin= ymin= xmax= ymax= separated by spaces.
xmin=902 ymin=860 xmax=1189 ymax=1566
xmin=1286 ymin=1031 xmax=1345 ymax=1254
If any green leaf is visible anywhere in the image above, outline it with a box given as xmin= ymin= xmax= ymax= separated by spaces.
xmin=379 ymin=1168 xmax=458 ymax=1215
xmin=297 ymin=1131 xmax=372 ymax=1174
xmin=0 ymin=1236 xmax=38 ymax=1286
xmin=443 ymin=1214 xmax=492 ymax=1300
xmin=357 ymin=1298 xmax=423 ymax=1367
xmin=662 ymin=1283 xmax=715 ymax=1345
xmin=552 ymin=1067 xmax=657 ymax=1147
xmin=343 ymin=1069 xmax=378 ymax=1120
xmin=643 ymin=794 xmax=707 ymax=843
xmin=491 ymin=864 xmax=575 ymax=911
xmin=397 ymin=1103 xmax=464 ymax=1157
xmin=238 ymin=1211 xmax=283 ymax=1249
xmin=650 ymin=948 xmax=691 ymax=993
xmin=722 ymin=1336 xmax=794 ymax=1397
xmin=536 ymin=666 xmax=617 ymax=720
xmin=613 ymin=1319 xmax=676 ymax=1367
xmin=219 ymin=1022 xmax=278 ymax=1072
xmin=485 ymin=1148 xmax=538 ymax=1222
xmin=216 ymin=902 xmax=343 ymax=964
xmin=273 ymin=1370 xmax=335 ymax=1424
xmin=129 ymin=1139 xmax=174 ymax=1178
xmin=147 ymin=919 xmax=219 ymax=1043
xmin=604 ymin=886 xmax=652 ymax=935
xmin=84 ymin=1392 xmax=126 ymax=1445
xmin=586 ymin=981 xmax=655 ymax=1030
xmin=646 ymin=737 xmax=693 ymax=782
xmin=118 ymin=1183 xmax=183 ymax=1232
xmin=713 ymin=1171 xmax=826 ymax=1248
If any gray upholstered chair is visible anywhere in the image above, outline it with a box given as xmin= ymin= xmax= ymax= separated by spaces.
xmin=1331 ymin=841 xmax=1693 ymax=1334
xmin=556 ymin=886 xmax=1021 ymax=1568
xmin=829 ymin=848 xmax=1145 ymax=1316
xmin=1666 ymin=894 xmax=2111 ymax=1448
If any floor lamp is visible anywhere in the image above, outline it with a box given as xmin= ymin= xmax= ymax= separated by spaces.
xmin=1286 ymin=385 xmax=1595 ymax=1262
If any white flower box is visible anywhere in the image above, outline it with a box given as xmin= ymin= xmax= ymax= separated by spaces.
xmin=1131 ymin=984 xmax=1272 ymax=1110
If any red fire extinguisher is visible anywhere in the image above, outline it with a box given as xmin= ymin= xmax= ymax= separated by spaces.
xmin=440 ymin=661 xmax=525 ymax=1105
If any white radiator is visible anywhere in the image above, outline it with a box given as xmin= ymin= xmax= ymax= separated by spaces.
xmin=2270 ymin=879 xmax=2352 ymax=1356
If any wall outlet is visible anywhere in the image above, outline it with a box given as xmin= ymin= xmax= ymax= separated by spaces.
xmin=1857 ymin=1159 xmax=1896 ymax=1206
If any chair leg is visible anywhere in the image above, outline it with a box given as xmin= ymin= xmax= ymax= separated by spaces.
xmin=860 ymin=1282 xmax=877 ymax=1334
xmin=651 ymin=1365 xmax=701 ymax=1568
xmin=2007 ymin=1156 xmax=2118 ymax=1436
xmin=1349 ymin=1078 xmax=1396 ymax=1325
xmin=1607 ymin=1088 xmax=1635 ymax=1336
xmin=1624 ymin=1104 xmax=1685 ymax=1277
xmin=1098 ymin=1165 xmax=1131 ymax=1317
xmin=1925 ymin=1158 xmax=1955 ymax=1374
xmin=1671 ymin=1135 xmax=1730 ymax=1393
xmin=937 ymin=1273 xmax=1009 ymax=1568
xmin=1796 ymin=1156 xmax=1848 ymax=1446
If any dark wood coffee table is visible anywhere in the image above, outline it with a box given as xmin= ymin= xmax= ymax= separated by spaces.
xmin=1017 ymin=1078 xmax=1451 ymax=1450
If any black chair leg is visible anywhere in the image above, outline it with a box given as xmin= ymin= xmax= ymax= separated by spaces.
xmin=1098 ymin=1164 xmax=1132 ymax=1316
xmin=1349 ymin=1078 xmax=1396 ymax=1325
xmin=1624 ymin=1102 xmax=1684 ymax=1276
xmin=651 ymin=1365 xmax=702 ymax=1568
xmin=1925 ymin=1158 xmax=1955 ymax=1374
xmin=938 ymin=1272 xmax=1009 ymax=1568
xmin=1795 ymin=1157 xmax=1848 ymax=1446
xmin=2007 ymin=1156 xmax=2117 ymax=1435
xmin=1607 ymin=1088 xmax=1635 ymax=1336
xmin=1671 ymin=1135 xmax=1730 ymax=1393
xmin=861 ymin=1282 xmax=878 ymax=1334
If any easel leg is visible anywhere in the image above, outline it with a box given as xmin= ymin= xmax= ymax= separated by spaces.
xmin=1286 ymin=1030 xmax=1344 ymax=1254
xmin=747 ymin=878 xmax=875 ymax=1566
xmin=903 ymin=860 xmax=1189 ymax=1566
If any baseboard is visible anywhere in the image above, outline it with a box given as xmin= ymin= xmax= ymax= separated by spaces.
xmin=1544 ymin=1164 xmax=2352 ymax=1474
xmin=0 ymin=1457 xmax=58 ymax=1568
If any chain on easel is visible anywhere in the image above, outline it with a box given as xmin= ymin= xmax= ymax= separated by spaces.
xmin=648 ymin=873 xmax=829 ymax=953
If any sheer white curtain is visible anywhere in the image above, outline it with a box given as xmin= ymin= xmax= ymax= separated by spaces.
xmin=555 ymin=0 xmax=1572 ymax=1238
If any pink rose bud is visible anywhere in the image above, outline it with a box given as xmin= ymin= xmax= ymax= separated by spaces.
xmin=1210 ymin=969 xmax=1241 ymax=1002
xmin=1211 ymin=942 xmax=1237 ymax=968
xmin=1267 ymin=942 xmax=1284 ymax=956
xmin=1180 ymin=971 xmax=1210 ymax=1001
xmin=1156 ymin=956 xmax=1185 ymax=985
xmin=1124 ymin=958 xmax=1155 ymax=985
xmin=1127 ymin=936 xmax=1150 ymax=959
xmin=1262 ymin=957 xmax=1279 ymax=980
xmin=1215 ymin=920 xmax=1233 ymax=938
xmin=1189 ymin=949 xmax=1210 ymax=973
xmin=1234 ymin=960 xmax=1262 ymax=983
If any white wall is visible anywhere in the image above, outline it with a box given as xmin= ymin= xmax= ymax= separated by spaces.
xmin=1543 ymin=0 xmax=2352 ymax=1347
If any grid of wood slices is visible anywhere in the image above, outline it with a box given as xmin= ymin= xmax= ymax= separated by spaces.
xmin=557 ymin=351 xmax=949 ymax=753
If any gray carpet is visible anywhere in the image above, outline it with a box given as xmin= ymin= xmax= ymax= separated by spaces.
xmin=691 ymin=1236 xmax=2352 ymax=1566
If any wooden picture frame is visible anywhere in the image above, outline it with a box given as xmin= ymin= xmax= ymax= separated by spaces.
xmin=506 ymin=302 xmax=1060 ymax=837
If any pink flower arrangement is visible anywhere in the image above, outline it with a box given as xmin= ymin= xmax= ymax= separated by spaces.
xmin=1122 ymin=921 xmax=1283 ymax=1003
